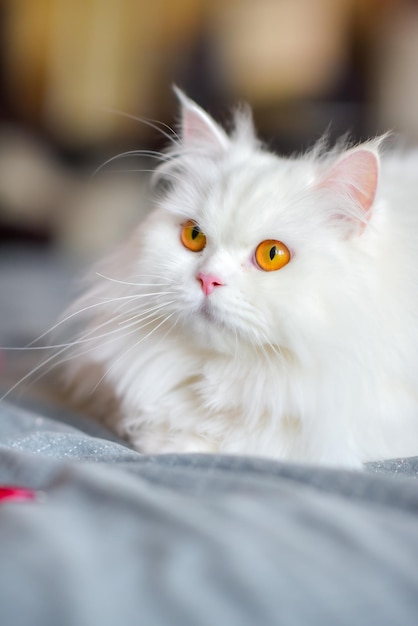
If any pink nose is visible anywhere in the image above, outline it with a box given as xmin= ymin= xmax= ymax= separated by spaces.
xmin=197 ymin=272 xmax=224 ymax=296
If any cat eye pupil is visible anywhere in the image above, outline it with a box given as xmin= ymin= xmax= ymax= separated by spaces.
xmin=254 ymin=239 xmax=291 ymax=272
xmin=181 ymin=220 xmax=207 ymax=252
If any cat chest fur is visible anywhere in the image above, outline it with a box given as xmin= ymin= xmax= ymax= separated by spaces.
xmin=106 ymin=335 xmax=302 ymax=457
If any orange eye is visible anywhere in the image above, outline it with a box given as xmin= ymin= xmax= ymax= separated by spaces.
xmin=180 ymin=220 xmax=207 ymax=252
xmin=255 ymin=239 xmax=291 ymax=271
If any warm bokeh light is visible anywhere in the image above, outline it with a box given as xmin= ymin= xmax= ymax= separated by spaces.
xmin=0 ymin=0 xmax=417 ymax=254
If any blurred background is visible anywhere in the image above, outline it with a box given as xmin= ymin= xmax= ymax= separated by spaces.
xmin=1 ymin=0 xmax=418 ymax=349
xmin=1 ymin=0 xmax=418 ymax=256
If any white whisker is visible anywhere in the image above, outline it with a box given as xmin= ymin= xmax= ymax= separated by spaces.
xmin=119 ymin=300 xmax=175 ymax=325
xmin=90 ymin=311 xmax=176 ymax=394
xmin=258 ymin=330 xmax=284 ymax=362
xmin=14 ymin=297 xmax=176 ymax=393
xmin=96 ymin=272 xmax=175 ymax=288
xmin=0 ymin=341 xmax=70 ymax=402
xmin=99 ymin=168 xmax=186 ymax=185
xmin=25 ymin=294 xmax=144 ymax=348
xmin=27 ymin=321 xmax=146 ymax=388
xmin=100 ymin=106 xmax=180 ymax=144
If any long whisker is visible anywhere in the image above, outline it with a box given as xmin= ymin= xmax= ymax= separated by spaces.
xmin=120 ymin=300 xmax=175 ymax=325
xmin=159 ymin=310 xmax=181 ymax=342
xmin=51 ymin=299 xmax=178 ymax=349
xmin=24 ymin=295 xmax=140 ymax=348
xmin=57 ymin=294 xmax=175 ymax=348
xmin=1 ymin=295 xmax=136 ymax=352
xmin=100 ymin=106 xmax=180 ymax=144
xmin=92 ymin=151 xmax=166 ymax=177
xmin=0 ymin=339 xmax=72 ymax=402
xmin=258 ymin=329 xmax=284 ymax=362
xmin=25 ymin=318 xmax=149 ymax=390
xmin=0 ymin=293 xmax=175 ymax=401
xmin=96 ymin=272 xmax=175 ymax=288
xmin=128 ymin=273 xmax=175 ymax=280
xmin=41 ymin=299 xmax=173 ymax=373
xmin=25 ymin=291 xmax=176 ymax=348
xmin=1 ymin=302 xmax=146 ymax=352
xmin=98 ymin=162 xmax=186 ymax=185
xmin=111 ymin=290 xmax=174 ymax=314
xmin=232 ymin=324 xmax=240 ymax=369
xmin=3 ymin=296 xmax=176 ymax=397
xmin=90 ymin=311 xmax=176 ymax=394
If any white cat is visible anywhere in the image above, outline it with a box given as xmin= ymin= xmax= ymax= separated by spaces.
xmin=59 ymin=88 xmax=418 ymax=468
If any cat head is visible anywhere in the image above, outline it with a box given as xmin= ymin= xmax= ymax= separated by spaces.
xmin=142 ymin=90 xmax=385 ymax=356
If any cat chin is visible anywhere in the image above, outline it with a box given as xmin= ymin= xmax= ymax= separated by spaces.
xmin=188 ymin=312 xmax=238 ymax=354
xmin=180 ymin=301 xmax=254 ymax=354
xmin=197 ymin=300 xmax=233 ymax=332
xmin=186 ymin=306 xmax=274 ymax=356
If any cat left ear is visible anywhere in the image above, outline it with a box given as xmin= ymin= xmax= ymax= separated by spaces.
xmin=316 ymin=145 xmax=380 ymax=232
xmin=173 ymin=86 xmax=229 ymax=155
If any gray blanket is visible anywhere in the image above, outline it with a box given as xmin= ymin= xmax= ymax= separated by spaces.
xmin=1 ymin=400 xmax=418 ymax=626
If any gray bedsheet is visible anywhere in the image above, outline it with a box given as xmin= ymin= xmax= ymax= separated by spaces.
xmin=1 ymin=401 xmax=418 ymax=626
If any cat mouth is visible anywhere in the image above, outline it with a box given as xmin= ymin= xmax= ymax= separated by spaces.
xmin=199 ymin=301 xmax=217 ymax=321
xmin=198 ymin=301 xmax=239 ymax=338
xmin=198 ymin=300 xmax=227 ymax=328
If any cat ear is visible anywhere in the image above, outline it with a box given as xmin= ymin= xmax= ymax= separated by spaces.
xmin=316 ymin=145 xmax=380 ymax=233
xmin=173 ymin=86 xmax=229 ymax=155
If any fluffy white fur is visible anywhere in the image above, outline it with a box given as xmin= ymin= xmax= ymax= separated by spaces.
xmin=60 ymin=89 xmax=418 ymax=468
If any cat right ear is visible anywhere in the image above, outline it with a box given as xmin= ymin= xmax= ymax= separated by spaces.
xmin=315 ymin=142 xmax=382 ymax=235
xmin=173 ymin=86 xmax=229 ymax=155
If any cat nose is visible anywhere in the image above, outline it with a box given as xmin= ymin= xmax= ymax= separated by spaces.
xmin=197 ymin=272 xmax=225 ymax=296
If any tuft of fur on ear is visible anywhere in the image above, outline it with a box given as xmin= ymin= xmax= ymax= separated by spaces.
xmin=315 ymin=138 xmax=386 ymax=234
xmin=230 ymin=104 xmax=259 ymax=148
xmin=173 ymin=86 xmax=229 ymax=155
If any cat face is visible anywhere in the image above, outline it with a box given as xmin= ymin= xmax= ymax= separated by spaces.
xmin=133 ymin=90 xmax=381 ymax=356
xmin=137 ymin=159 xmax=338 ymax=355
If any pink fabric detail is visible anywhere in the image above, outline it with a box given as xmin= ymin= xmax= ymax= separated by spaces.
xmin=0 ymin=486 xmax=36 ymax=503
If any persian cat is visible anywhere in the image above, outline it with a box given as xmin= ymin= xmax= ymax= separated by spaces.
xmin=58 ymin=88 xmax=418 ymax=468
